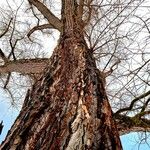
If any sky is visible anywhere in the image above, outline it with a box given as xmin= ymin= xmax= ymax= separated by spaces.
xmin=0 ymin=0 xmax=150 ymax=149
xmin=121 ymin=133 xmax=150 ymax=150
xmin=0 ymin=89 xmax=20 ymax=143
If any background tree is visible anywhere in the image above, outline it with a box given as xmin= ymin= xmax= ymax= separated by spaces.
xmin=0 ymin=0 xmax=149 ymax=149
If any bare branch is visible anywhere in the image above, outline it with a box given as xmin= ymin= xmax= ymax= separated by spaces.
xmin=115 ymin=114 xmax=150 ymax=135
xmin=0 ymin=18 xmax=13 ymax=38
xmin=27 ymin=24 xmax=54 ymax=38
xmin=0 ymin=48 xmax=9 ymax=63
xmin=114 ymin=91 xmax=150 ymax=115
xmin=140 ymin=97 xmax=150 ymax=113
xmin=8 ymin=38 xmax=24 ymax=60
xmin=104 ymin=59 xmax=121 ymax=77
xmin=0 ymin=58 xmax=49 ymax=75
xmin=4 ymin=72 xmax=11 ymax=89
xmin=135 ymin=15 xmax=150 ymax=35
xmin=0 ymin=121 xmax=4 ymax=135
xmin=29 ymin=4 xmax=40 ymax=25
xmin=28 ymin=0 xmax=62 ymax=31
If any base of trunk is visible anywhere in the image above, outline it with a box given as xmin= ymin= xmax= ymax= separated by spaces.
xmin=0 ymin=38 xmax=122 ymax=150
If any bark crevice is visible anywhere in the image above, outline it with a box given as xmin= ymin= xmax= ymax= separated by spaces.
xmin=0 ymin=0 xmax=122 ymax=149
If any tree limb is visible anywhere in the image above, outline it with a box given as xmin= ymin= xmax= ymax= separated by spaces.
xmin=114 ymin=114 xmax=150 ymax=135
xmin=27 ymin=24 xmax=54 ymax=38
xmin=0 ymin=58 xmax=49 ymax=75
xmin=114 ymin=90 xmax=150 ymax=115
xmin=28 ymin=0 xmax=62 ymax=31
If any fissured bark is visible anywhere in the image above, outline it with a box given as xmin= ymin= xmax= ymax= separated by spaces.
xmin=0 ymin=0 xmax=122 ymax=149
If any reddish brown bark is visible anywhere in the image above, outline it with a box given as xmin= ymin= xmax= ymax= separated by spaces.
xmin=0 ymin=39 xmax=122 ymax=150
xmin=0 ymin=0 xmax=122 ymax=149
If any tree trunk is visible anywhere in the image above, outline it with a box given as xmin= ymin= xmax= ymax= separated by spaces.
xmin=0 ymin=0 xmax=122 ymax=149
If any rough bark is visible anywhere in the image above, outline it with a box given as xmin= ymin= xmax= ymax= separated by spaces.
xmin=0 ymin=41 xmax=122 ymax=150
xmin=0 ymin=0 xmax=122 ymax=149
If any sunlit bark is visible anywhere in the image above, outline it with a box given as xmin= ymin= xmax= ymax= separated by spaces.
xmin=0 ymin=0 xmax=123 ymax=149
